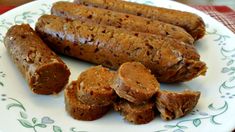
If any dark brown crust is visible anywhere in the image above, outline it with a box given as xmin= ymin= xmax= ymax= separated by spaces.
xmin=114 ymin=99 xmax=155 ymax=124
xmin=4 ymin=24 xmax=70 ymax=95
xmin=51 ymin=1 xmax=194 ymax=44
xmin=156 ymin=90 xmax=200 ymax=120
xmin=111 ymin=62 xmax=159 ymax=104
xmin=35 ymin=15 xmax=207 ymax=83
xmin=76 ymin=65 xmax=117 ymax=106
xmin=65 ymin=81 xmax=111 ymax=121
xmin=74 ymin=0 xmax=205 ymax=40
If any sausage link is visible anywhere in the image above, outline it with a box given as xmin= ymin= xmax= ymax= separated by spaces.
xmin=74 ymin=0 xmax=205 ymax=40
xmin=4 ymin=24 xmax=70 ymax=94
xmin=51 ymin=2 xmax=194 ymax=44
xmin=35 ymin=15 xmax=207 ymax=83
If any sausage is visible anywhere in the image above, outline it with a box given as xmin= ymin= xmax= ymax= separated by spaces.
xmin=114 ymin=99 xmax=155 ymax=124
xmin=74 ymin=0 xmax=205 ymax=40
xmin=35 ymin=15 xmax=207 ymax=83
xmin=65 ymin=81 xmax=111 ymax=121
xmin=4 ymin=24 xmax=70 ymax=94
xmin=51 ymin=1 xmax=194 ymax=44
xmin=76 ymin=65 xmax=117 ymax=106
xmin=111 ymin=62 xmax=159 ymax=104
xmin=156 ymin=90 xmax=200 ymax=120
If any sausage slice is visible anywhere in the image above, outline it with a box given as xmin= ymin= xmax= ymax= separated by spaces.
xmin=111 ymin=62 xmax=159 ymax=104
xmin=65 ymin=81 xmax=111 ymax=121
xmin=114 ymin=99 xmax=155 ymax=124
xmin=156 ymin=90 xmax=200 ymax=120
xmin=76 ymin=65 xmax=117 ymax=106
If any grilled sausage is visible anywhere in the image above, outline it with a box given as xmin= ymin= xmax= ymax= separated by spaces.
xmin=4 ymin=24 xmax=70 ymax=94
xmin=74 ymin=0 xmax=205 ymax=40
xmin=51 ymin=1 xmax=194 ymax=44
xmin=35 ymin=15 xmax=207 ymax=83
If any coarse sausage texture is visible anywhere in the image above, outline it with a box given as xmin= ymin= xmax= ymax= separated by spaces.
xmin=76 ymin=65 xmax=117 ymax=106
xmin=156 ymin=90 xmax=201 ymax=120
xmin=51 ymin=1 xmax=194 ymax=44
xmin=111 ymin=62 xmax=159 ymax=104
xmin=114 ymin=99 xmax=155 ymax=124
xmin=35 ymin=15 xmax=207 ymax=83
xmin=4 ymin=24 xmax=70 ymax=95
xmin=74 ymin=0 xmax=205 ymax=40
xmin=65 ymin=81 xmax=111 ymax=121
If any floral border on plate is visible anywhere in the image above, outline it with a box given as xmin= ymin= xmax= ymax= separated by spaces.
xmin=0 ymin=0 xmax=235 ymax=132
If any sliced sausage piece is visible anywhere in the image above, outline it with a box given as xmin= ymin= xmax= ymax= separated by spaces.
xmin=4 ymin=24 xmax=70 ymax=95
xmin=76 ymin=65 xmax=117 ymax=106
xmin=156 ymin=90 xmax=200 ymax=120
xmin=35 ymin=15 xmax=207 ymax=83
xmin=114 ymin=99 xmax=155 ymax=124
xmin=51 ymin=1 xmax=194 ymax=44
xmin=74 ymin=0 xmax=205 ymax=40
xmin=65 ymin=81 xmax=111 ymax=121
xmin=111 ymin=62 xmax=159 ymax=104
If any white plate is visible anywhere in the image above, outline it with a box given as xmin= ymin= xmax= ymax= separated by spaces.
xmin=0 ymin=0 xmax=235 ymax=131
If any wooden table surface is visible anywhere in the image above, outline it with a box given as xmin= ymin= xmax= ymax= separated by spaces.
xmin=0 ymin=0 xmax=235 ymax=10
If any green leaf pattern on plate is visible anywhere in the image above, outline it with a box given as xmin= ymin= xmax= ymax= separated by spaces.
xmin=18 ymin=119 xmax=33 ymax=128
xmin=5 ymin=96 xmax=63 ymax=132
xmin=193 ymin=119 xmax=201 ymax=127
xmin=35 ymin=124 xmax=47 ymax=128
xmin=20 ymin=111 xmax=28 ymax=119
xmin=32 ymin=117 xmax=37 ymax=124
xmin=7 ymin=97 xmax=26 ymax=111
xmin=0 ymin=71 xmax=6 ymax=87
xmin=0 ymin=3 xmax=50 ymax=42
xmin=0 ymin=0 xmax=235 ymax=131
xmin=53 ymin=125 xmax=62 ymax=132
xmin=70 ymin=127 xmax=88 ymax=132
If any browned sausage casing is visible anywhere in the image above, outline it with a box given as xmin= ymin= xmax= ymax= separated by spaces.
xmin=51 ymin=2 xmax=194 ymax=44
xmin=4 ymin=24 xmax=70 ymax=95
xmin=35 ymin=15 xmax=207 ymax=83
xmin=74 ymin=0 xmax=206 ymax=40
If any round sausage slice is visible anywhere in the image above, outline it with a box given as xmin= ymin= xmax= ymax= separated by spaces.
xmin=4 ymin=24 xmax=70 ymax=94
xmin=111 ymin=62 xmax=159 ymax=104
xmin=76 ymin=65 xmax=117 ymax=106
xmin=65 ymin=81 xmax=110 ymax=121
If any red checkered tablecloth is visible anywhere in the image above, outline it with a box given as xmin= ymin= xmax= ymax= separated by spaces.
xmin=0 ymin=5 xmax=235 ymax=33
xmin=194 ymin=5 xmax=235 ymax=33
